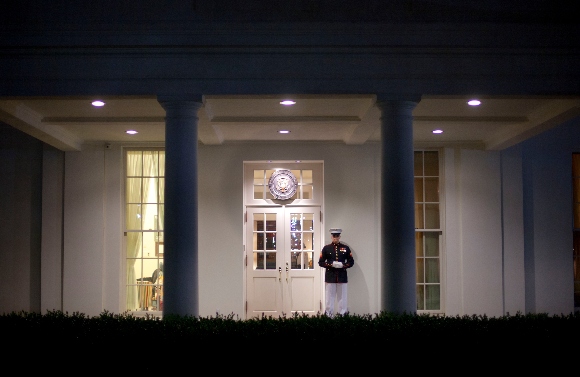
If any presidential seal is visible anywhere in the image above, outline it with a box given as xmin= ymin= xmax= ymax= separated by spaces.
xmin=268 ymin=169 xmax=298 ymax=200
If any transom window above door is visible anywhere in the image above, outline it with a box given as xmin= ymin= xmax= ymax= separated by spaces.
xmin=244 ymin=162 xmax=323 ymax=206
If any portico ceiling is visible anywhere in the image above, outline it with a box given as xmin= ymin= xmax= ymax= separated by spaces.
xmin=1 ymin=94 xmax=579 ymax=152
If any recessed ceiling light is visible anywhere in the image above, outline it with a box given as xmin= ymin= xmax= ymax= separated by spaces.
xmin=280 ymin=100 xmax=296 ymax=106
xmin=467 ymin=99 xmax=481 ymax=106
xmin=432 ymin=129 xmax=443 ymax=134
xmin=92 ymin=100 xmax=105 ymax=107
xmin=278 ymin=130 xmax=290 ymax=134
xmin=126 ymin=130 xmax=138 ymax=135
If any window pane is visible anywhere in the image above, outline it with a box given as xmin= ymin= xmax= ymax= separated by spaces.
xmin=416 ymin=258 xmax=425 ymax=283
xmin=425 ymin=203 xmax=440 ymax=229
xmin=126 ymin=204 xmax=142 ymax=230
xmin=425 ymin=258 xmax=440 ymax=283
xmin=415 ymin=203 xmax=424 ymax=229
xmin=424 ymin=232 xmax=439 ymax=257
xmin=302 ymin=170 xmax=313 ymax=184
xmin=425 ymin=285 xmax=440 ymax=310
xmin=126 ymin=151 xmax=142 ymax=176
xmin=254 ymin=170 xmax=265 ymax=185
xmin=302 ymin=185 xmax=313 ymax=199
xmin=415 ymin=232 xmax=424 ymax=257
xmin=416 ymin=285 xmax=425 ymax=310
xmin=143 ymin=178 xmax=158 ymax=203
xmin=143 ymin=151 xmax=159 ymax=177
xmin=158 ymin=152 xmax=165 ymax=176
xmin=424 ymin=151 xmax=439 ymax=176
xmin=414 ymin=151 xmax=423 ymax=176
xmin=424 ymin=177 xmax=439 ymax=202
xmin=126 ymin=178 xmax=142 ymax=202
xmin=414 ymin=178 xmax=423 ymax=202
xmin=143 ymin=231 xmax=156 ymax=259
xmin=142 ymin=204 xmax=159 ymax=230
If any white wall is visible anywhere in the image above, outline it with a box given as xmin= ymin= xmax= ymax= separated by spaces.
xmin=521 ymin=123 xmax=576 ymax=315
xmin=63 ymin=145 xmax=107 ymax=316
xmin=41 ymin=145 xmax=64 ymax=313
xmin=444 ymin=148 xmax=505 ymax=317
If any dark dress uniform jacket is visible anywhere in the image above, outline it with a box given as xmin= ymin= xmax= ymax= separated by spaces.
xmin=318 ymin=241 xmax=354 ymax=283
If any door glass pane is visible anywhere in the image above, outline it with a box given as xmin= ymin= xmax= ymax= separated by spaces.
xmin=266 ymin=252 xmax=276 ymax=269
xmin=304 ymin=251 xmax=313 ymax=269
xmin=291 ymin=233 xmax=302 ymax=250
xmin=290 ymin=213 xmax=302 ymax=231
xmin=303 ymin=213 xmax=313 ymax=231
xmin=303 ymin=232 xmax=313 ymax=250
xmin=266 ymin=233 xmax=276 ymax=250
xmin=254 ymin=252 xmax=264 ymax=270
xmin=291 ymin=251 xmax=300 ymax=269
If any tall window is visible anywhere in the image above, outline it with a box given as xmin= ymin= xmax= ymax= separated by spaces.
xmin=573 ymin=154 xmax=580 ymax=309
xmin=125 ymin=149 xmax=165 ymax=312
xmin=414 ymin=150 xmax=442 ymax=312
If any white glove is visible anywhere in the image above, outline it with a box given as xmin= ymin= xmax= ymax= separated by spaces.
xmin=332 ymin=261 xmax=343 ymax=268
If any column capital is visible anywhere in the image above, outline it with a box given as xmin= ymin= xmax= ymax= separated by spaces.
xmin=157 ymin=95 xmax=204 ymax=117
xmin=375 ymin=94 xmax=422 ymax=104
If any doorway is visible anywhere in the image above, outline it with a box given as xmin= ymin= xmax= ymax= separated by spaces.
xmin=246 ymin=206 xmax=322 ymax=317
xmin=243 ymin=162 xmax=324 ymax=318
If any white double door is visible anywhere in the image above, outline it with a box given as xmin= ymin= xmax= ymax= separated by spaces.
xmin=246 ymin=206 xmax=322 ymax=318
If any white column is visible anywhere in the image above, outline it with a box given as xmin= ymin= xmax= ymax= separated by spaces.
xmin=158 ymin=95 xmax=203 ymax=317
xmin=376 ymin=95 xmax=421 ymax=314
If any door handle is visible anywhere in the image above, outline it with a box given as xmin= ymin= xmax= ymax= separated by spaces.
xmin=286 ymin=262 xmax=289 ymax=282
xmin=279 ymin=266 xmax=282 ymax=281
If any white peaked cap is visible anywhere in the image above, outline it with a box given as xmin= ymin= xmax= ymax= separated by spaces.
xmin=329 ymin=228 xmax=342 ymax=234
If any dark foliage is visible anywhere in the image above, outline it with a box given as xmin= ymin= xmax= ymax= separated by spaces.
xmin=3 ymin=310 xmax=578 ymax=370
